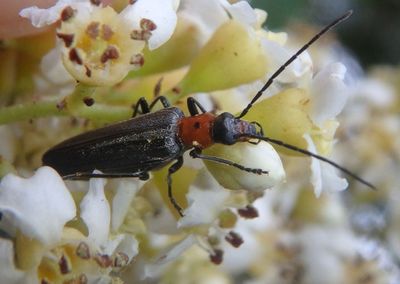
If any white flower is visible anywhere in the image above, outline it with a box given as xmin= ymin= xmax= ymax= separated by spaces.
xmin=20 ymin=0 xmax=179 ymax=86
xmin=178 ymin=169 xmax=230 ymax=228
xmin=0 ymin=167 xmax=76 ymax=245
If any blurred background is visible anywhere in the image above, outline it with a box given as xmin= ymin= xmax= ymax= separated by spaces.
xmin=252 ymin=0 xmax=400 ymax=68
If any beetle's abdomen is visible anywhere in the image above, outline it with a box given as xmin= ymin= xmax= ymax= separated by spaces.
xmin=43 ymin=107 xmax=185 ymax=177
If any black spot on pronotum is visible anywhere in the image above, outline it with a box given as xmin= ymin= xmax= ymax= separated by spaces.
xmin=194 ymin=122 xmax=200 ymax=129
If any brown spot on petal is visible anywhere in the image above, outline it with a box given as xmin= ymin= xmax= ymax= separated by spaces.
xmin=94 ymin=254 xmax=113 ymax=268
xmin=140 ymin=18 xmax=157 ymax=31
xmin=69 ymin=48 xmax=83 ymax=65
xmin=225 ymin=231 xmax=243 ymax=248
xmin=101 ymin=46 xmax=119 ymax=63
xmin=130 ymin=53 xmax=144 ymax=68
xmin=209 ymin=249 xmax=223 ymax=265
xmin=76 ymin=242 xmax=91 ymax=259
xmin=113 ymin=252 xmax=129 ymax=267
xmin=83 ymin=97 xmax=95 ymax=106
xmin=59 ymin=254 xmax=71 ymax=274
xmin=57 ymin=33 xmax=74 ymax=47
xmin=86 ymin=22 xmax=100 ymax=39
xmin=129 ymin=0 xmax=137 ymax=4
xmin=90 ymin=0 xmax=101 ymax=6
xmin=61 ymin=6 xmax=75 ymax=21
xmin=131 ymin=30 xmax=152 ymax=41
xmin=102 ymin=24 xmax=114 ymax=41
xmin=172 ymin=87 xmax=181 ymax=94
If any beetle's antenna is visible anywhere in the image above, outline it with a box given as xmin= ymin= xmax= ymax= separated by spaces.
xmin=245 ymin=134 xmax=376 ymax=190
xmin=237 ymin=10 xmax=353 ymax=119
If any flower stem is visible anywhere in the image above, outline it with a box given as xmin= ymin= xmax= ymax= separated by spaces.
xmin=0 ymin=84 xmax=133 ymax=125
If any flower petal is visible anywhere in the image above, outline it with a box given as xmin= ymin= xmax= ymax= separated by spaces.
xmin=102 ymin=234 xmax=139 ymax=262
xmin=261 ymin=38 xmax=312 ymax=85
xmin=304 ymin=134 xmax=348 ymax=197
xmin=111 ymin=180 xmax=144 ymax=232
xmin=219 ymin=0 xmax=257 ymax=27
xmin=0 ymin=167 xmax=76 ymax=245
xmin=178 ymin=169 xmax=230 ymax=228
xmin=121 ymin=0 xmax=178 ymax=50
xmin=311 ymin=62 xmax=348 ymax=127
xmin=80 ymin=175 xmax=110 ymax=247
xmin=19 ymin=0 xmax=93 ymax=28
xmin=0 ymin=239 xmax=35 ymax=284
xmin=144 ymin=235 xmax=197 ymax=278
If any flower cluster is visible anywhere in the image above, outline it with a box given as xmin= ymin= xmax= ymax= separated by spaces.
xmin=0 ymin=0 xmax=398 ymax=283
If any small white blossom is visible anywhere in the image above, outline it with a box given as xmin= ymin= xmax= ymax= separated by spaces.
xmin=0 ymin=167 xmax=76 ymax=245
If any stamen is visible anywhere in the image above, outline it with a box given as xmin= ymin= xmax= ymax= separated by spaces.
xmin=140 ymin=18 xmax=157 ymax=31
xmin=209 ymin=249 xmax=224 ymax=265
xmin=237 ymin=205 xmax=259 ymax=219
xmin=76 ymin=242 xmax=91 ymax=259
xmin=86 ymin=22 xmax=100 ymax=39
xmin=59 ymin=254 xmax=71 ymax=274
xmin=101 ymin=24 xmax=114 ymax=40
xmin=225 ymin=231 xmax=243 ymax=248
xmin=69 ymin=48 xmax=83 ymax=65
xmin=61 ymin=6 xmax=75 ymax=22
xmin=100 ymin=46 xmax=119 ymax=63
xmin=56 ymin=33 xmax=74 ymax=47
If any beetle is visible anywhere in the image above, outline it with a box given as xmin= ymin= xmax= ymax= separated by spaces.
xmin=43 ymin=10 xmax=374 ymax=216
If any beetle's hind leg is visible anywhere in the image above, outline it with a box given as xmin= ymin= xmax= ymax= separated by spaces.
xmin=63 ymin=171 xmax=150 ymax=180
xmin=189 ymin=148 xmax=268 ymax=175
xmin=167 ymin=157 xmax=184 ymax=217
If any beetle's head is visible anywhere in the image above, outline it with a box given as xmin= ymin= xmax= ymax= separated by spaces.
xmin=212 ymin=112 xmax=263 ymax=145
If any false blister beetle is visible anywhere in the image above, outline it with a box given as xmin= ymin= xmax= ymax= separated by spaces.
xmin=43 ymin=10 xmax=375 ymax=216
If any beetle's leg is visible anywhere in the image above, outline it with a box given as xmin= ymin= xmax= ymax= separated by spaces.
xmin=148 ymin=95 xmax=171 ymax=111
xmin=167 ymin=156 xmax=184 ymax=217
xmin=189 ymin=148 xmax=268 ymax=175
xmin=132 ymin=97 xmax=151 ymax=117
xmin=132 ymin=96 xmax=171 ymax=117
xmin=187 ymin=97 xmax=207 ymax=116
xmin=63 ymin=171 xmax=150 ymax=180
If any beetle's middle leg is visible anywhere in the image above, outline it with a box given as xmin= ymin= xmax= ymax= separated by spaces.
xmin=63 ymin=171 xmax=150 ymax=180
xmin=167 ymin=156 xmax=184 ymax=217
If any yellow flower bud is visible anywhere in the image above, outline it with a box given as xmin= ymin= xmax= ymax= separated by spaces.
xmin=179 ymin=20 xmax=268 ymax=94
xmin=243 ymin=88 xmax=313 ymax=155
